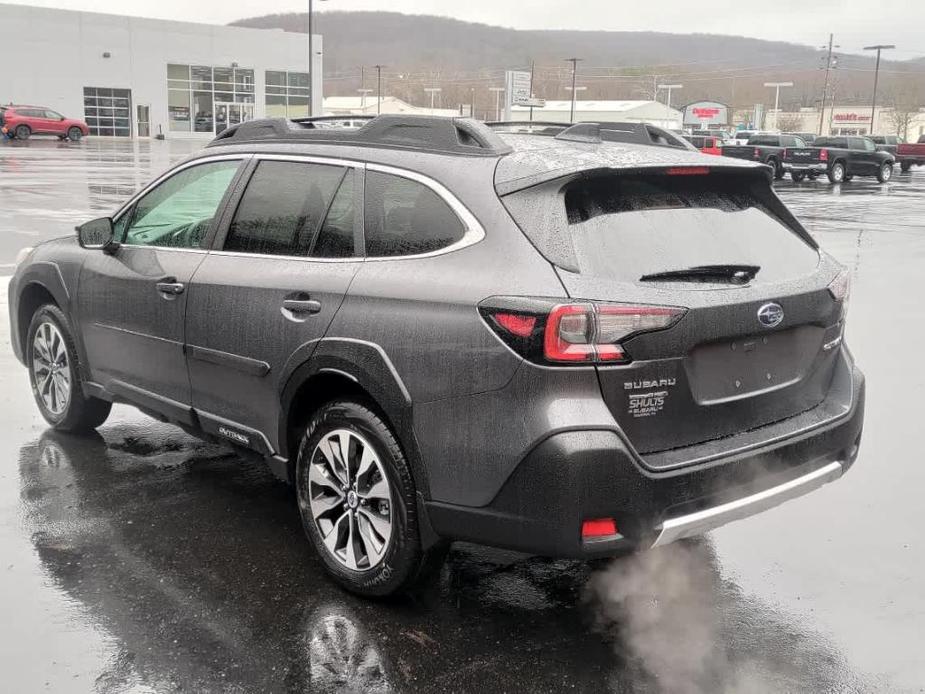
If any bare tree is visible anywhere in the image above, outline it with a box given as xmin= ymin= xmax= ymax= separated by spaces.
xmin=775 ymin=112 xmax=804 ymax=132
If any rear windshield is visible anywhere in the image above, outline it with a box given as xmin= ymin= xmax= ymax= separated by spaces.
xmin=748 ymin=135 xmax=779 ymax=146
xmin=813 ymin=137 xmax=846 ymax=148
xmin=502 ymin=171 xmax=818 ymax=283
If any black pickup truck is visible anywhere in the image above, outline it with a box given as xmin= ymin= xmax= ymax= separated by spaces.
xmin=721 ymin=133 xmax=807 ymax=179
xmin=782 ymin=135 xmax=895 ymax=184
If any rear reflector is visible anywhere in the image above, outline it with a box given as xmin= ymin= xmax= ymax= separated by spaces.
xmin=666 ymin=166 xmax=710 ymax=176
xmin=582 ymin=518 xmax=618 ymax=539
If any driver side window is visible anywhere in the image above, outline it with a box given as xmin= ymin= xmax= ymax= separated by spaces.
xmin=119 ymin=160 xmax=240 ymax=248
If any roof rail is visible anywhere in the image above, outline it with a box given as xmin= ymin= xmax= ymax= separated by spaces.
xmin=486 ymin=120 xmax=695 ymax=152
xmin=208 ymin=114 xmax=513 ymax=157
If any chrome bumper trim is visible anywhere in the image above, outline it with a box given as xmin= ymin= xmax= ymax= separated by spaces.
xmin=651 ymin=460 xmax=844 ymax=548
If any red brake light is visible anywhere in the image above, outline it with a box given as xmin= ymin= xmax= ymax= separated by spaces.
xmin=544 ymin=303 xmax=685 ymax=364
xmin=820 ymin=148 xmax=829 ymax=161
xmin=754 ymin=147 xmax=761 ymax=158
xmin=492 ymin=312 xmax=537 ymax=338
xmin=544 ymin=304 xmax=596 ymax=362
xmin=582 ymin=518 xmax=618 ymax=539
xmin=666 ymin=166 xmax=710 ymax=176
xmin=782 ymin=148 xmax=788 ymax=159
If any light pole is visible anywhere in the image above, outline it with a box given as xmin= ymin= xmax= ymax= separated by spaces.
xmin=566 ymin=58 xmax=583 ymax=123
xmin=307 ymin=0 xmax=329 ymax=117
xmin=657 ymin=84 xmax=683 ymax=128
xmin=424 ymin=87 xmax=442 ymax=114
xmin=864 ymin=44 xmax=895 ymax=134
xmin=358 ymin=89 xmax=373 ymax=109
xmin=763 ymin=82 xmax=793 ymax=130
xmin=374 ymin=64 xmax=384 ymax=115
xmin=489 ymin=87 xmax=504 ymax=121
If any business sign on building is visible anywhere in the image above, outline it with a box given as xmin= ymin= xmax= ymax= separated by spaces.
xmin=833 ymin=113 xmax=871 ymax=122
xmin=682 ymin=101 xmax=729 ymax=127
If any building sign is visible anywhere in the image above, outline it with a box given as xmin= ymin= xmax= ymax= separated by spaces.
xmin=682 ymin=101 xmax=729 ymax=127
xmin=506 ymin=71 xmax=532 ymax=106
xmin=834 ymin=113 xmax=871 ymax=122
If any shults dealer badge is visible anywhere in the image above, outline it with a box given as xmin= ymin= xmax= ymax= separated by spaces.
xmin=624 ymin=378 xmax=676 ymax=418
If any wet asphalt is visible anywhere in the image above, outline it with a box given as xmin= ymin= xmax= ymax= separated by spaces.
xmin=0 ymin=138 xmax=923 ymax=693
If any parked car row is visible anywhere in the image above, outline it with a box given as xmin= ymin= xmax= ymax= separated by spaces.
xmin=1 ymin=104 xmax=89 ymax=141
xmin=682 ymin=129 xmax=923 ymax=183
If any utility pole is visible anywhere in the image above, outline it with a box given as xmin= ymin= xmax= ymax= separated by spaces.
xmin=470 ymin=87 xmax=476 ymax=118
xmin=864 ymin=44 xmax=895 ymax=134
xmin=529 ymin=60 xmax=536 ymax=123
xmin=424 ymin=87 xmax=442 ymax=114
xmin=763 ymin=82 xmax=793 ymax=130
xmin=489 ymin=87 xmax=505 ymax=121
xmin=818 ymin=35 xmax=839 ymax=136
xmin=307 ymin=0 xmax=328 ymax=116
xmin=566 ymin=58 xmax=583 ymax=123
xmin=374 ymin=64 xmax=384 ymax=115
xmin=657 ymin=84 xmax=683 ymax=128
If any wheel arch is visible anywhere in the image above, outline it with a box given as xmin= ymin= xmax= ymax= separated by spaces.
xmin=13 ymin=275 xmax=68 ymax=364
xmin=279 ymin=339 xmax=429 ymax=496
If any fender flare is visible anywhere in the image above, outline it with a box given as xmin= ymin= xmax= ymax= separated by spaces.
xmin=277 ymin=337 xmax=430 ymax=495
xmin=11 ymin=261 xmax=72 ymax=363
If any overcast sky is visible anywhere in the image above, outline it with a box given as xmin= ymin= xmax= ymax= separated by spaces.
xmin=20 ymin=0 xmax=925 ymax=57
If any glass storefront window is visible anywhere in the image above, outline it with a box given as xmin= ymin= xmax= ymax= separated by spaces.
xmin=169 ymin=89 xmax=191 ymax=132
xmin=167 ymin=64 xmax=256 ymax=135
xmin=265 ymin=71 xmax=312 ymax=119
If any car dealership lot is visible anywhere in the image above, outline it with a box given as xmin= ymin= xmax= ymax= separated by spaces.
xmin=0 ymin=139 xmax=923 ymax=692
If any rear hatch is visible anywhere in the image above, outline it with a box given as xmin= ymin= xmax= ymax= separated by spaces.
xmin=720 ymin=145 xmax=759 ymax=161
xmin=785 ymin=147 xmax=825 ymax=165
xmin=501 ymin=166 xmax=845 ymax=457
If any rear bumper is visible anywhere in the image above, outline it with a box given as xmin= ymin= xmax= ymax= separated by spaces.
xmin=783 ymin=162 xmax=828 ymax=173
xmin=425 ymin=354 xmax=864 ymax=558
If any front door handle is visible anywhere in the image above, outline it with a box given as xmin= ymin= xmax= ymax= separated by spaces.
xmin=282 ymin=298 xmax=322 ymax=314
xmin=156 ymin=281 xmax=185 ymax=296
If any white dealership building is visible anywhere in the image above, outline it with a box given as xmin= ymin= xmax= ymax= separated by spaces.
xmin=0 ymin=3 xmax=322 ymax=139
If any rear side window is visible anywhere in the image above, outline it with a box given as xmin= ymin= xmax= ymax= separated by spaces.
xmin=364 ymin=171 xmax=465 ymax=257
xmin=749 ymin=136 xmax=778 ymax=146
xmin=225 ymin=161 xmax=348 ymax=257
xmin=502 ymin=171 xmax=818 ymax=283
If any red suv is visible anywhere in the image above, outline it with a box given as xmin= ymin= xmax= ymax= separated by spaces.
xmin=1 ymin=105 xmax=89 ymax=141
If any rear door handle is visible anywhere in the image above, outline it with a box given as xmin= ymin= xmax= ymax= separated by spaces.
xmin=156 ymin=281 xmax=185 ymax=296
xmin=282 ymin=298 xmax=322 ymax=314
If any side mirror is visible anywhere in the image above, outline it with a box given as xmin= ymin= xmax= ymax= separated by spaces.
xmin=76 ymin=217 xmax=118 ymax=253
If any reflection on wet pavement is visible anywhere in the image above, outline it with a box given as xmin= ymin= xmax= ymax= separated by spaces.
xmin=1 ymin=140 xmax=924 ymax=692
xmin=5 ymin=426 xmax=888 ymax=693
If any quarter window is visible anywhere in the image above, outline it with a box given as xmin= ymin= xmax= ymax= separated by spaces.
xmin=225 ymin=161 xmax=349 ymax=257
xmin=364 ymin=172 xmax=466 ymax=257
xmin=120 ymin=160 xmax=240 ymax=248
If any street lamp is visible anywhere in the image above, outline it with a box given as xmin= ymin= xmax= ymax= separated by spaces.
xmin=307 ymin=0 xmax=329 ymax=117
xmin=657 ymin=84 xmax=683 ymax=127
xmin=489 ymin=87 xmax=505 ymax=121
xmin=565 ymin=58 xmax=583 ymax=123
xmin=864 ymin=44 xmax=895 ymax=134
xmin=764 ymin=81 xmax=793 ymax=130
xmin=358 ymin=89 xmax=373 ymax=109
xmin=374 ymin=64 xmax=384 ymax=115
xmin=424 ymin=87 xmax=442 ymax=115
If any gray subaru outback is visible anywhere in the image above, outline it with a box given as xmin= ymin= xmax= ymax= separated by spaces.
xmin=9 ymin=116 xmax=864 ymax=596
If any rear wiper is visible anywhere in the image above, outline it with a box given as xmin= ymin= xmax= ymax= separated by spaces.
xmin=639 ymin=264 xmax=760 ymax=284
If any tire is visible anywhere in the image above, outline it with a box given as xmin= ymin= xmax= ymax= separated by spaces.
xmin=14 ymin=124 xmax=30 ymax=140
xmin=768 ymin=158 xmax=784 ymax=180
xmin=900 ymin=162 xmax=912 ymax=173
xmin=876 ymin=162 xmax=893 ymax=183
xmin=26 ymin=304 xmax=111 ymax=432
xmin=844 ymin=175 xmax=854 ymax=182
xmin=828 ymin=162 xmax=846 ymax=184
xmin=67 ymin=127 xmax=83 ymax=141
xmin=295 ymin=400 xmax=447 ymax=597
xmin=790 ymin=171 xmax=807 ymax=182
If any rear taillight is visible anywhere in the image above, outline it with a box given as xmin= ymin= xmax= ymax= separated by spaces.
xmin=820 ymin=148 xmax=829 ymax=162
xmin=754 ymin=148 xmax=760 ymax=158
xmin=481 ymin=300 xmax=686 ymax=365
xmin=782 ymin=148 xmax=788 ymax=159
xmin=828 ymin=269 xmax=851 ymax=321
